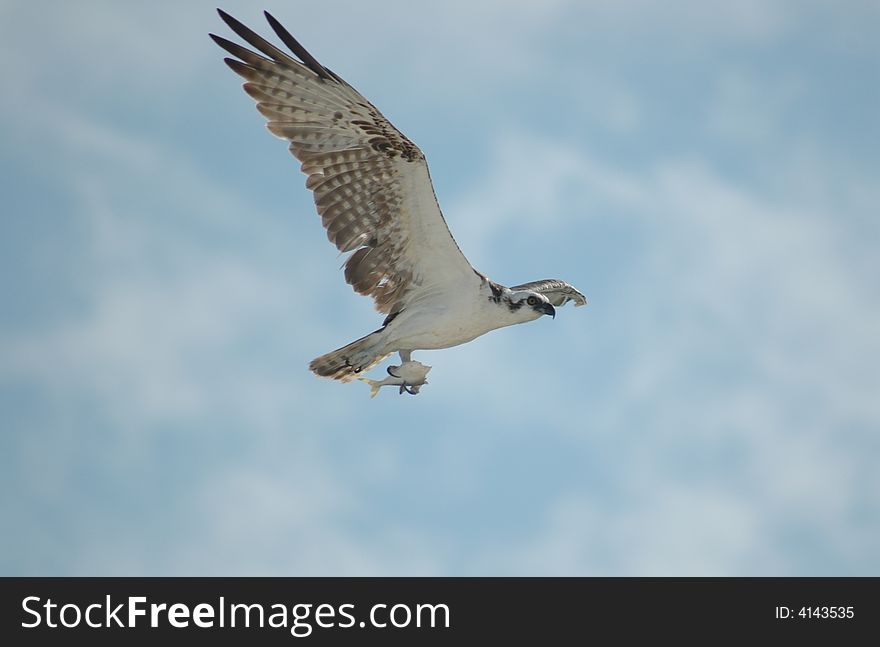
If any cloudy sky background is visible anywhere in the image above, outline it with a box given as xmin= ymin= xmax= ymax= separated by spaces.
xmin=1 ymin=0 xmax=878 ymax=575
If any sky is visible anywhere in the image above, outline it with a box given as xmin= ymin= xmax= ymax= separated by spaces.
xmin=1 ymin=0 xmax=878 ymax=576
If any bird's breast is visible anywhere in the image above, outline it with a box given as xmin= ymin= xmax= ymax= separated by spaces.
xmin=385 ymin=293 xmax=512 ymax=350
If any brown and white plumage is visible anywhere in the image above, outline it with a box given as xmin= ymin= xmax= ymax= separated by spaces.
xmin=212 ymin=10 xmax=474 ymax=317
xmin=212 ymin=10 xmax=586 ymax=389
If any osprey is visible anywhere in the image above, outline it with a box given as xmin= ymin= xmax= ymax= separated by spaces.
xmin=212 ymin=10 xmax=586 ymax=392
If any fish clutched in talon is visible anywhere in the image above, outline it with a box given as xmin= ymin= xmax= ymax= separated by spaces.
xmin=358 ymin=361 xmax=431 ymax=398
xmin=358 ymin=376 xmax=426 ymax=397
xmin=388 ymin=361 xmax=432 ymax=395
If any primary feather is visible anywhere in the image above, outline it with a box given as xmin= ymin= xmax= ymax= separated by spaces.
xmin=211 ymin=10 xmax=475 ymax=320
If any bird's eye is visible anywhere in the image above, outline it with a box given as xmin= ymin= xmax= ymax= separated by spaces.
xmin=526 ymin=296 xmax=539 ymax=306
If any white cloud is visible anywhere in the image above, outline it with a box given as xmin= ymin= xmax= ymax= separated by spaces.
xmin=706 ymin=69 xmax=807 ymax=147
xmin=440 ymin=128 xmax=880 ymax=573
xmin=491 ymin=486 xmax=764 ymax=575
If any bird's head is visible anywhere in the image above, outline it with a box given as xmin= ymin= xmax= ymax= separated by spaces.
xmin=505 ymin=289 xmax=556 ymax=321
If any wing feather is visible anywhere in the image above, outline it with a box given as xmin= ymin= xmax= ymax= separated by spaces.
xmin=213 ymin=10 xmax=477 ymax=315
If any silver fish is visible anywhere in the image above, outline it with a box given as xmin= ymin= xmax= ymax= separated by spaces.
xmin=358 ymin=361 xmax=432 ymax=398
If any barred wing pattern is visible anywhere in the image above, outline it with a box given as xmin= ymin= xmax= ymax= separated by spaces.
xmin=509 ymin=279 xmax=587 ymax=307
xmin=211 ymin=10 xmax=478 ymax=316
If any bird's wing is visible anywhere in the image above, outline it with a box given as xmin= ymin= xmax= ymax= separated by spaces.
xmin=212 ymin=10 xmax=479 ymax=316
xmin=509 ymin=279 xmax=587 ymax=307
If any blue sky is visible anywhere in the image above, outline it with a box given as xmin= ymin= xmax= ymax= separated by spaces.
xmin=1 ymin=0 xmax=878 ymax=575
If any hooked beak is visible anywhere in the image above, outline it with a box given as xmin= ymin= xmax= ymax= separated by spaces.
xmin=541 ymin=302 xmax=556 ymax=319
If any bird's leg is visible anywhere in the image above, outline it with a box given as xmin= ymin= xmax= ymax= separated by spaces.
xmin=388 ymin=350 xmax=412 ymax=378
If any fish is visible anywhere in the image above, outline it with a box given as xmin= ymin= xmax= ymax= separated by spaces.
xmin=358 ymin=361 xmax=432 ymax=398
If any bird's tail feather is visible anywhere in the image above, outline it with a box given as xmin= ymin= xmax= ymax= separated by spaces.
xmin=309 ymin=330 xmax=389 ymax=382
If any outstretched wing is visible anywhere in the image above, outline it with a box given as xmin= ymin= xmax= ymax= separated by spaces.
xmin=510 ymin=279 xmax=587 ymax=307
xmin=211 ymin=10 xmax=478 ymax=316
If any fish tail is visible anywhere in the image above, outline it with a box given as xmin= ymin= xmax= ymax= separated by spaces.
xmin=357 ymin=377 xmax=381 ymax=398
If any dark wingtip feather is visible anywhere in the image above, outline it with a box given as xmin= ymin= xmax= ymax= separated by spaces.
xmin=216 ymin=8 xmax=242 ymax=38
xmin=216 ymin=8 xmax=292 ymax=64
xmin=217 ymin=9 xmax=258 ymax=46
xmin=209 ymin=32 xmax=235 ymax=54
xmin=216 ymin=8 xmax=238 ymax=29
xmin=263 ymin=10 xmax=333 ymax=81
xmin=211 ymin=32 xmax=272 ymax=65
xmin=223 ymin=57 xmax=251 ymax=79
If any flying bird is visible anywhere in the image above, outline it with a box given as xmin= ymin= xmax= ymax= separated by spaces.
xmin=211 ymin=10 xmax=587 ymax=393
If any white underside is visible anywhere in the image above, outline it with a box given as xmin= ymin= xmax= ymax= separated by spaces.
xmin=344 ymin=162 xmax=544 ymax=358
xmin=377 ymin=281 xmax=543 ymax=353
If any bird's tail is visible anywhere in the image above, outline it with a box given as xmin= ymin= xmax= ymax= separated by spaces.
xmin=309 ymin=329 xmax=389 ymax=382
